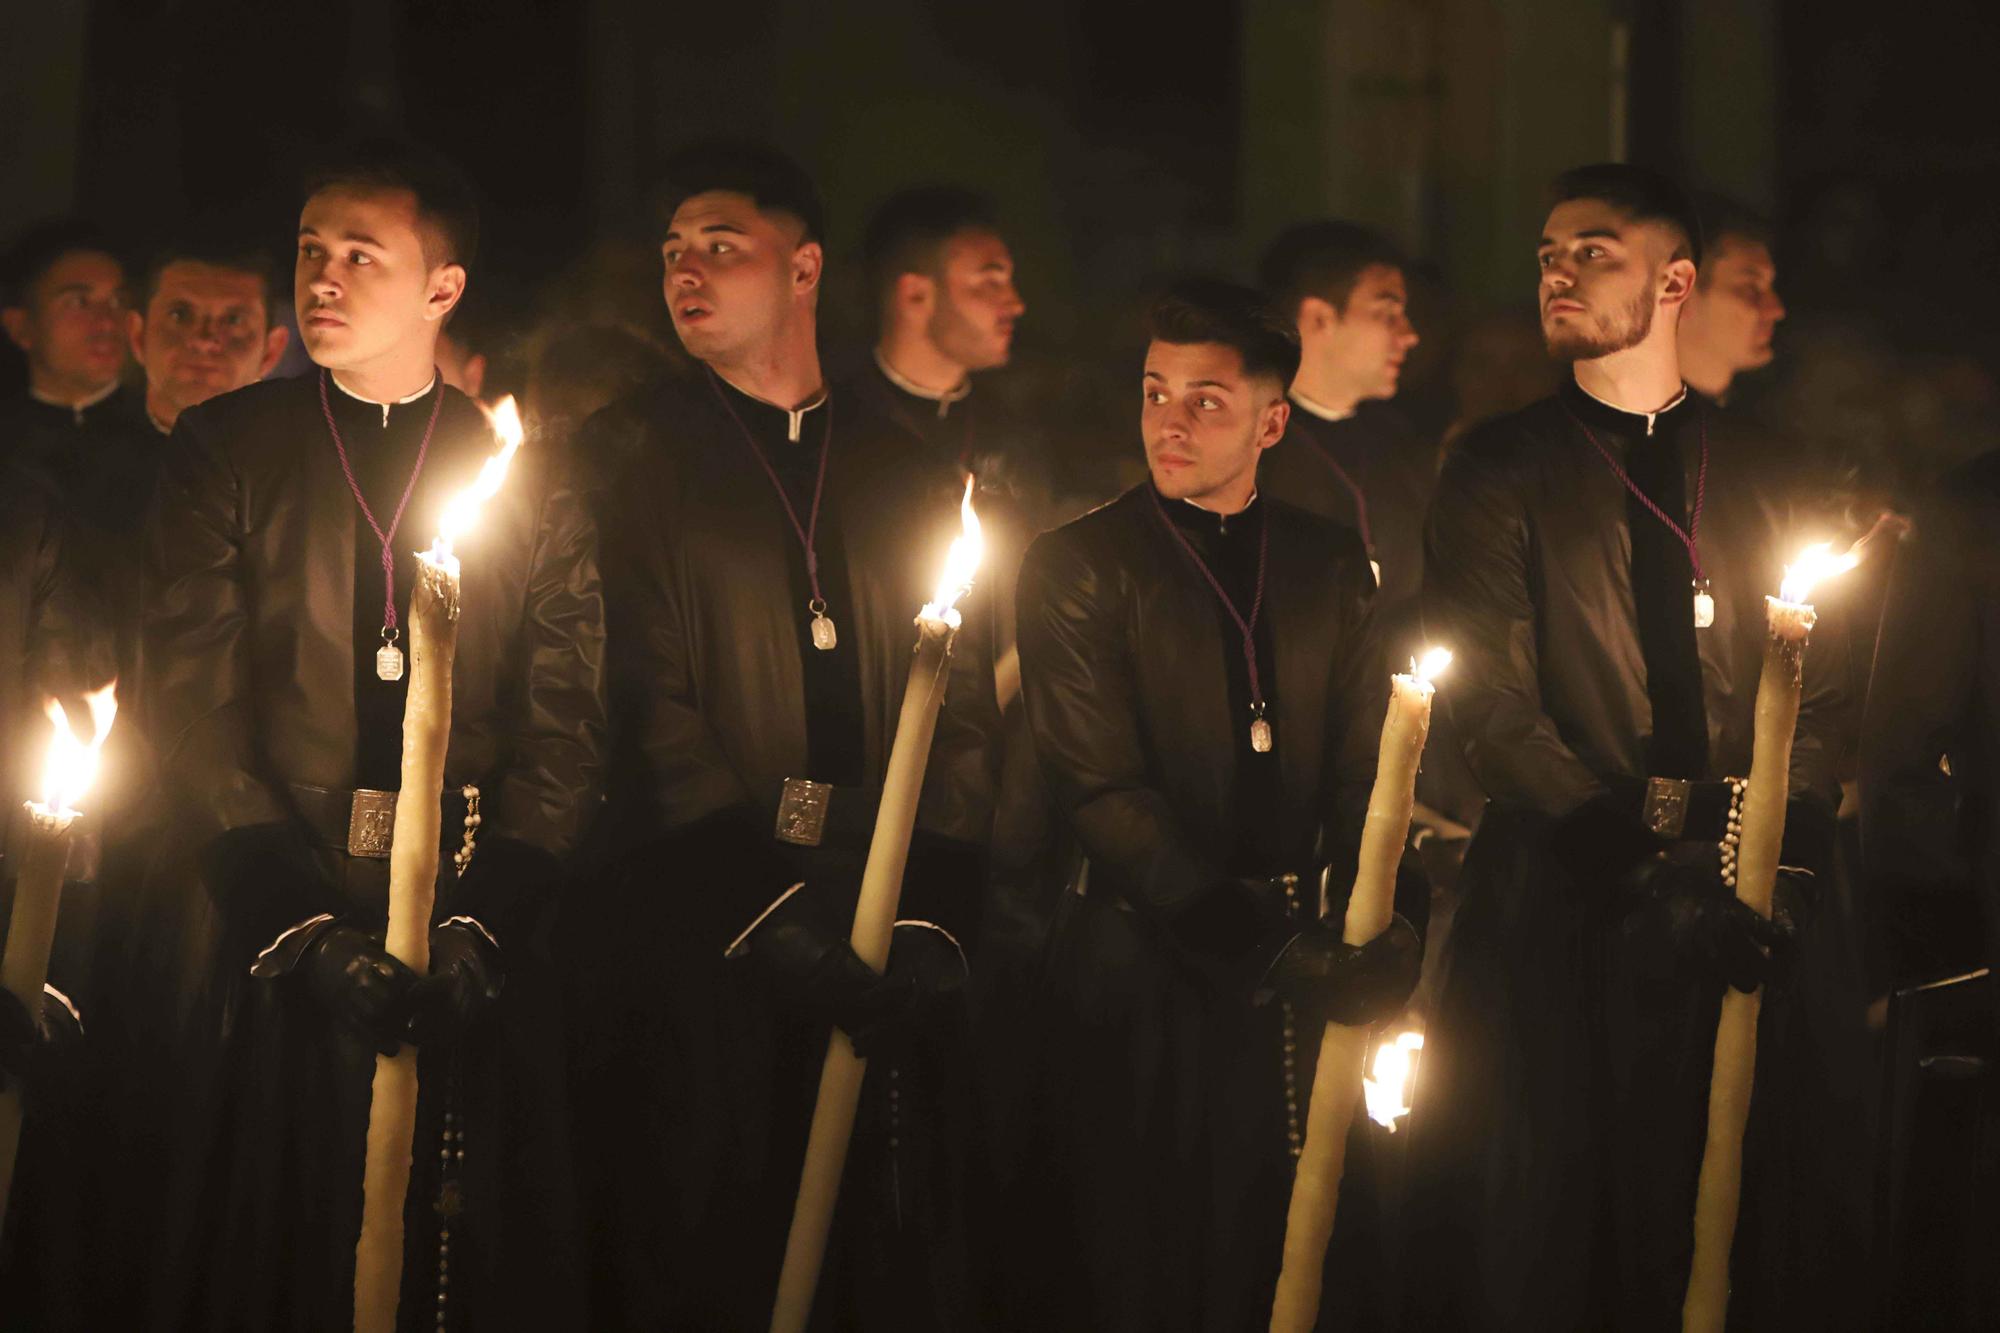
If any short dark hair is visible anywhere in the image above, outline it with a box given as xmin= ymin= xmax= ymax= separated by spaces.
xmin=1692 ymin=191 xmax=1774 ymax=260
xmin=1548 ymin=163 xmax=1703 ymax=266
xmin=1258 ymin=220 xmax=1407 ymax=318
xmin=302 ymin=137 xmax=481 ymax=271
xmin=2 ymin=218 xmax=123 ymax=309
xmin=652 ymin=141 xmax=825 ymax=245
xmin=140 ymin=238 xmax=279 ymax=323
xmin=862 ymin=185 xmax=999 ymax=299
xmin=1147 ymin=277 xmax=1301 ymax=390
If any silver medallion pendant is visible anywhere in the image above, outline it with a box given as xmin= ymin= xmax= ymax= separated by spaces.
xmin=1250 ymin=714 xmax=1274 ymax=753
xmin=376 ymin=642 xmax=405 ymax=681
xmin=809 ymin=600 xmax=838 ymax=651
xmin=1692 ymin=580 xmax=1715 ymax=629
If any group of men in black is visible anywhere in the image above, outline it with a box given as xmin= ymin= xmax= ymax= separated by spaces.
xmin=0 ymin=136 xmax=1987 ymax=1331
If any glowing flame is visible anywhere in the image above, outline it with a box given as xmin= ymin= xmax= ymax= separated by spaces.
xmin=1779 ymin=540 xmax=1861 ymax=605
xmin=1411 ymin=647 xmax=1453 ymax=685
xmin=36 ymin=683 xmax=118 ymax=816
xmin=430 ymin=395 xmax=524 ymax=564
xmin=920 ymin=477 xmax=984 ymax=623
xmin=1363 ymin=1029 xmax=1425 ymax=1131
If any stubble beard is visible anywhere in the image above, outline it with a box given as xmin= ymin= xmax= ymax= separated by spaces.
xmin=1544 ymin=287 xmax=1655 ymax=363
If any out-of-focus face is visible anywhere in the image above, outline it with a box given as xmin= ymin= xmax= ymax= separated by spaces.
xmin=1309 ymin=263 xmax=1418 ymax=402
xmin=1142 ymin=340 xmax=1288 ymax=507
xmin=925 ymin=228 xmax=1024 ymax=372
xmin=133 ymin=261 xmax=286 ymax=423
xmin=661 ymin=190 xmax=820 ymax=365
xmin=296 ymin=186 xmax=460 ymax=376
xmin=2 ymin=250 xmax=130 ymax=398
xmin=1537 ymin=198 xmax=1688 ymax=362
xmin=1680 ymin=236 xmax=1785 ymax=374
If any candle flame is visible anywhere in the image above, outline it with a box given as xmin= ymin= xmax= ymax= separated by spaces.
xmin=430 ymin=395 xmax=524 ymax=563
xmin=1412 ymin=647 xmax=1453 ymax=684
xmin=1363 ymin=1029 xmax=1425 ymax=1131
xmin=1779 ymin=539 xmax=1861 ymax=605
xmin=36 ymin=682 xmax=118 ymax=815
xmin=920 ymin=477 xmax=984 ymax=623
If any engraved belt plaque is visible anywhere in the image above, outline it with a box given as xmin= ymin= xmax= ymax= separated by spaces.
xmin=775 ymin=778 xmax=833 ymax=847
xmin=347 ymin=788 xmax=399 ymax=858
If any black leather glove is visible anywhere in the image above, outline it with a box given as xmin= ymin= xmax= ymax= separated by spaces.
xmin=299 ymin=925 xmax=418 ymax=1055
xmin=1256 ymin=913 xmax=1423 ymax=1027
xmin=406 ymin=920 xmax=505 ymax=1049
xmin=852 ymin=921 xmax=970 ymax=1060
xmin=0 ymin=985 xmax=83 ymax=1094
xmin=1622 ymin=859 xmax=1802 ymax=993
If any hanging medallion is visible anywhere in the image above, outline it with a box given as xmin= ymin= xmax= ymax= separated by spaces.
xmin=1692 ymin=579 xmax=1715 ymax=629
xmin=809 ymin=599 xmax=838 ymax=651
xmin=377 ymin=629 xmax=406 ymax=682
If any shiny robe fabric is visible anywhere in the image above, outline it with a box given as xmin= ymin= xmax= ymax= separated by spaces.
xmin=1406 ymin=385 xmax=1862 ymax=1331
xmin=131 ymin=374 xmax=606 ymax=1331
xmin=1012 ymin=486 xmax=1428 ymax=1332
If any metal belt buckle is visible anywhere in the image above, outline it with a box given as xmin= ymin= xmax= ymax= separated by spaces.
xmin=347 ymin=788 xmax=398 ymax=858
xmin=775 ymin=778 xmax=832 ymax=847
xmin=1642 ymin=777 xmax=1691 ymax=839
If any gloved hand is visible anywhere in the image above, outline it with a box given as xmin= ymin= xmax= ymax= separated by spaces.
xmin=1256 ymin=913 xmax=1423 ymax=1027
xmin=406 ymin=920 xmax=505 ymax=1048
xmin=299 ymin=925 xmax=418 ymax=1055
xmin=851 ymin=921 xmax=970 ymax=1060
xmin=0 ymin=985 xmax=84 ymax=1094
xmin=1621 ymin=859 xmax=1810 ymax=993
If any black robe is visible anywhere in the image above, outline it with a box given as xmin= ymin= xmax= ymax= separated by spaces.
xmin=133 ymin=372 xmax=606 ymax=1331
xmin=1013 ymin=484 xmax=1428 ymax=1332
xmin=0 ymin=455 xmax=110 ymax=1331
xmin=569 ymin=370 xmax=1002 ymax=1330
xmin=1406 ymin=378 xmax=1862 ymax=1331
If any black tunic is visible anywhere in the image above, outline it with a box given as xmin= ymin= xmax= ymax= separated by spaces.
xmin=1012 ymin=484 xmax=1428 ymax=1332
xmin=1406 ymin=377 xmax=1863 ymax=1331
xmin=131 ymin=372 xmax=606 ymax=1332
xmin=569 ymin=370 xmax=1003 ymax=1330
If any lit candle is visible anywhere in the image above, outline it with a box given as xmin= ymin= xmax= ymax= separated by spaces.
xmin=353 ymin=397 xmax=522 ymax=1333
xmin=1270 ymin=649 xmax=1450 ymax=1333
xmin=1681 ymin=542 xmax=1855 ymax=1333
xmin=768 ymin=480 xmax=982 ymax=1333
xmin=0 ymin=685 xmax=116 ymax=1222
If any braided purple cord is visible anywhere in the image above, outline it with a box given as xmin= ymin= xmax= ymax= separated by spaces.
xmin=320 ymin=369 xmax=442 ymax=632
xmin=1149 ymin=487 xmax=1272 ymax=709
xmin=1566 ymin=406 xmax=1710 ymax=583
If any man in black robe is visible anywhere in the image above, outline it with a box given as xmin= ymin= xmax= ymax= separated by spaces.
xmin=1677 ymin=196 xmax=1786 ymax=409
xmin=570 ymin=143 xmax=1001 ymax=1330
xmin=1405 ymin=165 xmax=1857 ymax=1331
xmin=0 ymin=221 xmax=144 ymax=465
xmin=135 ymin=139 xmax=605 ymax=1330
xmin=1015 ymin=279 xmax=1426 ymax=1331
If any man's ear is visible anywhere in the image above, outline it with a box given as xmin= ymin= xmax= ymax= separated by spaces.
xmin=258 ymin=324 xmax=290 ymax=378
xmin=127 ymin=309 xmax=147 ymax=367
xmin=894 ymin=271 xmax=936 ymax=317
xmin=1296 ymin=295 xmax=1338 ymax=337
xmin=1659 ymin=256 xmax=1697 ymax=311
xmin=0 ymin=307 xmax=31 ymax=354
xmin=1257 ymin=397 xmax=1291 ymax=451
xmin=424 ymin=264 xmax=468 ymax=324
xmin=792 ymin=241 xmax=824 ymax=298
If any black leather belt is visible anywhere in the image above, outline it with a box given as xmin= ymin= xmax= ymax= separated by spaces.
xmin=1612 ymin=775 xmax=1738 ymax=842
xmin=287 ymin=783 xmax=470 ymax=859
xmin=772 ymin=778 xmax=883 ymax=850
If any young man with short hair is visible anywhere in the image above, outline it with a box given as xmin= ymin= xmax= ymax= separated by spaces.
xmin=1406 ymin=165 xmax=1855 ymax=1329
xmin=1678 ymin=195 xmax=1786 ymax=405
xmin=135 ymin=138 xmax=604 ymax=1329
xmin=1015 ymin=278 xmax=1425 ymax=1330
xmin=129 ymin=242 xmax=289 ymax=436
xmin=0 ymin=221 xmax=138 ymax=445
xmin=572 ymin=143 xmax=1000 ymax=1329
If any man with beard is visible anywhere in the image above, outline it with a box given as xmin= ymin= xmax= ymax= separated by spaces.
xmin=136 ymin=139 xmax=605 ymax=1330
xmin=0 ymin=221 xmax=142 ymax=460
xmin=1256 ymin=221 xmax=1428 ymax=609
xmin=843 ymin=185 xmax=1049 ymax=711
xmin=1677 ymin=196 xmax=1786 ymax=407
xmin=570 ymin=143 xmax=1000 ymax=1329
xmin=1403 ymin=165 xmax=1857 ymax=1330
xmin=1015 ymin=278 xmax=1425 ymax=1331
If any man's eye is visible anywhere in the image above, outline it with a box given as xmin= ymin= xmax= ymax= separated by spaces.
xmin=351 ymin=252 xmax=373 ymax=266
xmin=300 ymin=243 xmax=321 ymax=260
xmin=1537 ymin=253 xmax=1553 ymax=269
xmin=1583 ymin=246 xmax=1604 ymax=260
xmin=1196 ymin=396 xmax=1219 ymax=411
xmin=710 ymin=241 xmax=733 ymax=255
xmin=1144 ymin=390 xmax=1166 ymax=405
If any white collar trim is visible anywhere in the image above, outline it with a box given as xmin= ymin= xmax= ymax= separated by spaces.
xmin=875 ymin=348 xmax=970 ymax=420
xmin=331 ymin=370 xmax=439 ymax=426
xmin=1575 ymin=377 xmax=1689 ymax=436
xmin=712 ymin=367 xmax=828 ymax=442
xmin=30 ymin=377 xmax=121 ymax=421
xmin=1288 ymin=389 xmax=1356 ymax=423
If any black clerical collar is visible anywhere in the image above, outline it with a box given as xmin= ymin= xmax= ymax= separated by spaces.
xmin=1560 ymin=374 xmax=1690 ymax=437
xmin=29 ymin=377 xmax=123 ymax=425
xmin=330 ymin=370 xmax=440 ymax=427
xmin=711 ymin=367 xmax=828 ymax=443
xmin=873 ymin=348 xmax=970 ymax=421
xmin=1158 ymin=483 xmax=1262 ymax=537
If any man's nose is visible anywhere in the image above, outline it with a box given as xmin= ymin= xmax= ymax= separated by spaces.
xmin=1002 ymin=285 xmax=1025 ymax=318
xmin=669 ymin=258 xmax=703 ymax=289
xmin=1765 ymin=289 xmax=1787 ymax=323
xmin=1397 ymin=315 xmax=1419 ymax=349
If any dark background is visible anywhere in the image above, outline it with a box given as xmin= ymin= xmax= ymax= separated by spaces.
xmin=4 ymin=0 xmax=1997 ymax=483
